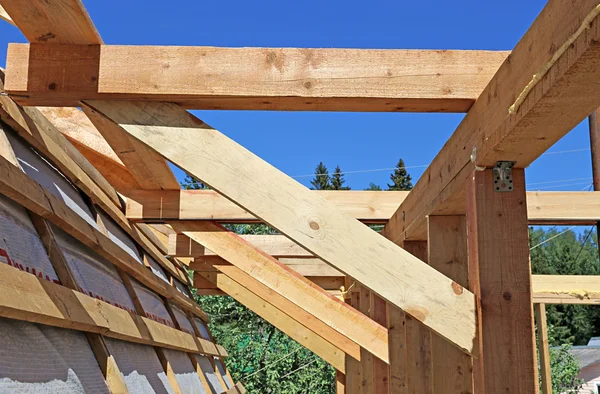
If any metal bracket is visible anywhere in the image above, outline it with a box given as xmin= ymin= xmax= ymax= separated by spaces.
xmin=493 ymin=161 xmax=516 ymax=192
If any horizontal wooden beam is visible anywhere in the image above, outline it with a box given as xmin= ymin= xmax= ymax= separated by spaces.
xmin=532 ymin=275 xmax=600 ymax=304
xmin=191 ymin=256 xmax=343 ymax=277
xmin=202 ymin=271 xmax=346 ymax=371
xmin=173 ymin=234 xmax=310 ymax=258
xmin=127 ymin=189 xmax=600 ymax=226
xmin=383 ymin=0 xmax=600 ymax=243
xmin=127 ymin=189 xmax=407 ymax=223
xmin=0 ymin=153 xmax=207 ymax=320
xmin=5 ymin=44 xmax=508 ymax=112
xmin=0 ymin=262 xmax=216 ymax=354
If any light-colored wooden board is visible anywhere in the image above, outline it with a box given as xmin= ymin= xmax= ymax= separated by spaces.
xmin=532 ymin=275 xmax=600 ymax=304
xmin=383 ymin=0 xmax=600 ymax=243
xmin=427 ymin=216 xmax=473 ymax=394
xmin=0 ymin=4 xmax=14 ymax=25
xmin=82 ymin=104 xmax=180 ymax=190
xmin=83 ymin=99 xmax=477 ymax=356
xmin=535 ymin=304 xmax=552 ymax=394
xmin=175 ymin=221 xmax=383 ymax=361
xmin=0 ymin=0 xmax=101 ymax=44
xmin=466 ymin=169 xmax=537 ymax=393
xmin=6 ymin=45 xmax=508 ymax=112
xmin=126 ymin=189 xmax=406 ymax=223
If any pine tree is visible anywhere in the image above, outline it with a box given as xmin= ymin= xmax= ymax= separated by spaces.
xmin=182 ymin=174 xmax=208 ymax=190
xmin=365 ymin=182 xmax=382 ymax=191
xmin=331 ymin=165 xmax=350 ymax=190
xmin=387 ymin=158 xmax=413 ymax=191
xmin=310 ymin=162 xmax=331 ymax=190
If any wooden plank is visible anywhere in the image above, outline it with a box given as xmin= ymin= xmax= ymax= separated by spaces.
xmin=208 ymin=271 xmax=346 ymax=371
xmin=174 ymin=220 xmax=387 ymax=363
xmin=466 ymin=169 xmax=537 ymax=393
xmin=532 ymin=275 xmax=600 ymax=304
xmin=83 ymin=100 xmax=477 ymax=356
xmin=126 ymin=189 xmax=406 ymax=223
xmin=535 ymin=304 xmax=553 ymax=394
xmin=358 ymin=285 xmax=373 ymax=394
xmin=82 ymin=104 xmax=180 ymax=190
xmin=27 ymin=212 xmax=130 ymax=394
xmin=225 ymin=383 xmax=247 ymax=394
xmin=371 ymin=295 xmax=389 ymax=394
xmin=0 ymin=0 xmax=101 ymax=44
xmin=0 ymin=4 xmax=14 ymax=25
xmin=427 ymin=216 xmax=473 ymax=394
xmin=383 ymin=0 xmax=600 ymax=243
xmin=0 ymin=153 xmax=207 ymax=320
xmin=128 ymin=189 xmax=600 ymax=224
xmin=344 ymin=284 xmax=362 ymax=394
xmin=336 ymin=371 xmax=346 ymax=394
xmin=193 ymin=261 xmax=362 ymax=361
xmin=0 ymin=262 xmax=207 ymax=353
xmin=6 ymin=45 xmax=508 ymax=112
xmin=403 ymin=241 xmax=432 ymax=394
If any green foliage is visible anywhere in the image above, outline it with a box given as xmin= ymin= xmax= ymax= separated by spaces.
xmin=547 ymin=344 xmax=584 ymax=393
xmin=182 ymin=174 xmax=209 ymax=190
xmin=310 ymin=162 xmax=331 ymax=190
xmin=530 ymin=226 xmax=599 ymax=392
xmin=331 ymin=166 xmax=350 ymax=190
xmin=387 ymin=158 xmax=413 ymax=190
xmin=191 ymin=223 xmax=335 ymax=393
xmin=364 ymin=182 xmax=382 ymax=191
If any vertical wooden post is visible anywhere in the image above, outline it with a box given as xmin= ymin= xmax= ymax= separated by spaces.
xmin=466 ymin=168 xmax=538 ymax=394
xmin=427 ymin=215 xmax=473 ymax=394
xmin=358 ymin=284 xmax=373 ymax=394
xmin=535 ymin=303 xmax=552 ymax=394
xmin=371 ymin=294 xmax=389 ymax=394
xmin=388 ymin=305 xmax=406 ymax=394
xmin=588 ymin=110 xmax=600 ymax=262
xmin=345 ymin=277 xmax=362 ymax=394
xmin=403 ymin=241 xmax=432 ymax=394
xmin=336 ymin=370 xmax=346 ymax=394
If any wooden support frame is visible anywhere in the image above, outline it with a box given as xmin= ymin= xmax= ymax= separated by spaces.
xmin=532 ymin=275 xmax=600 ymax=304
xmin=81 ymin=99 xmax=477 ymax=356
xmin=466 ymin=168 xmax=537 ymax=393
xmin=535 ymin=303 xmax=552 ymax=394
xmin=383 ymin=0 xmax=600 ymax=242
xmin=171 ymin=221 xmax=384 ymax=361
xmin=6 ymin=44 xmax=508 ymax=112
xmin=0 ymin=152 xmax=207 ymax=320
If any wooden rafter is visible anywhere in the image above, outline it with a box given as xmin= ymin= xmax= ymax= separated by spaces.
xmin=383 ymin=0 xmax=600 ymax=242
xmin=6 ymin=44 xmax=508 ymax=112
xmin=77 ymin=99 xmax=477 ymax=355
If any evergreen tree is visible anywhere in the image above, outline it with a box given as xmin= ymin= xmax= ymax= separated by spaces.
xmin=331 ymin=165 xmax=350 ymax=190
xmin=387 ymin=158 xmax=413 ymax=191
xmin=310 ymin=162 xmax=331 ymax=190
xmin=182 ymin=174 xmax=208 ymax=190
xmin=365 ymin=182 xmax=382 ymax=191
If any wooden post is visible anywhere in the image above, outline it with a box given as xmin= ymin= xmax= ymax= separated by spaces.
xmin=588 ymin=110 xmax=600 ymax=263
xmin=403 ymin=241 xmax=432 ymax=394
xmin=427 ymin=216 xmax=474 ymax=394
xmin=358 ymin=284 xmax=373 ymax=394
xmin=345 ymin=277 xmax=362 ymax=394
xmin=371 ymin=294 xmax=389 ymax=394
xmin=535 ymin=304 xmax=552 ymax=394
xmin=466 ymin=168 xmax=538 ymax=394
xmin=336 ymin=371 xmax=346 ymax=394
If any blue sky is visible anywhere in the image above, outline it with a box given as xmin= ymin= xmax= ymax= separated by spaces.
xmin=0 ymin=0 xmax=593 ymax=191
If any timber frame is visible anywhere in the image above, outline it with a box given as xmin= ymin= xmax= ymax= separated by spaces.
xmin=0 ymin=1 xmax=599 ymax=393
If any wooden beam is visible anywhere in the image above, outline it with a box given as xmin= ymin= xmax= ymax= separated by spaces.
xmin=192 ymin=263 xmax=361 ymax=360
xmin=172 ymin=221 xmax=383 ymax=361
xmin=371 ymin=294 xmax=389 ymax=394
xmin=466 ymin=169 xmax=537 ymax=393
xmin=0 ymin=153 xmax=207 ymax=320
xmin=127 ymin=189 xmax=600 ymax=224
xmin=535 ymin=303 xmax=553 ymax=394
xmin=0 ymin=0 xmax=101 ymax=44
xmin=0 ymin=262 xmax=208 ymax=353
xmin=0 ymin=5 xmax=14 ymax=25
xmin=82 ymin=99 xmax=477 ymax=355
xmin=532 ymin=275 xmax=600 ymax=304
xmin=383 ymin=0 xmax=600 ymax=243
xmin=6 ymin=45 xmax=508 ymax=112
xmin=225 ymin=382 xmax=247 ymax=394
xmin=204 ymin=271 xmax=346 ymax=371
xmin=427 ymin=216 xmax=473 ymax=394
xmin=82 ymin=104 xmax=180 ymax=190
xmin=358 ymin=285 xmax=374 ymax=393
xmin=127 ymin=189 xmax=407 ymax=223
